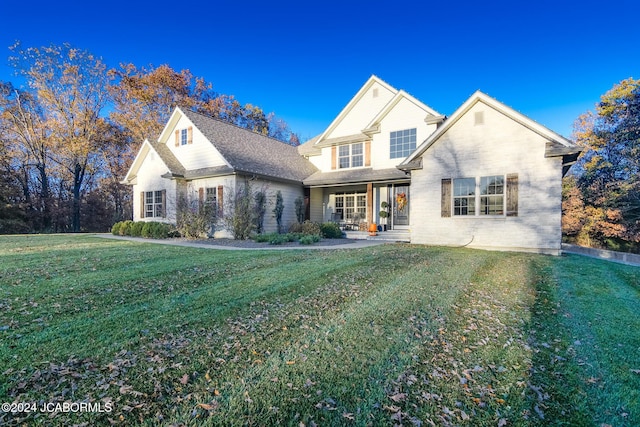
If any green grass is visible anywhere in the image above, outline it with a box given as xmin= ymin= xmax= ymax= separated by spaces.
xmin=0 ymin=235 xmax=638 ymax=426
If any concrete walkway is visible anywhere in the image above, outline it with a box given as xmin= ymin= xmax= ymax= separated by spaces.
xmin=94 ymin=234 xmax=387 ymax=251
xmin=562 ymin=243 xmax=640 ymax=267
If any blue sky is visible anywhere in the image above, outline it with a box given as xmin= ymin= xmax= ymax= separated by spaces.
xmin=2 ymin=0 xmax=639 ymax=142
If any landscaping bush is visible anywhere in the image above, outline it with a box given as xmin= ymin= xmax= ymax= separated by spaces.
xmin=320 ymin=222 xmax=343 ymax=239
xmin=301 ymin=220 xmax=321 ymax=236
xmin=141 ymin=221 xmax=171 ymax=239
xmin=111 ymin=221 xmax=123 ymax=235
xmin=119 ymin=220 xmax=134 ymax=236
xmin=130 ymin=221 xmax=145 ymax=237
xmin=269 ymin=233 xmax=291 ymax=245
xmin=299 ymin=234 xmax=321 ymax=245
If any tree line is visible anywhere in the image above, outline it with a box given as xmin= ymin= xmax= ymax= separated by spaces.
xmin=563 ymin=78 xmax=640 ymax=252
xmin=0 ymin=42 xmax=300 ymax=234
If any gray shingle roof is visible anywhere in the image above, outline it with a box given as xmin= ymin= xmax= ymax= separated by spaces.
xmin=151 ymin=141 xmax=185 ymax=176
xmin=181 ymin=109 xmax=318 ymax=182
xmin=304 ymin=167 xmax=408 ymax=186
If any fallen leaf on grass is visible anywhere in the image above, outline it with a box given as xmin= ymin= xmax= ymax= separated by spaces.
xmin=631 ymin=369 xmax=640 ymax=374
xmin=179 ymin=374 xmax=189 ymax=385
xmin=343 ymin=412 xmax=354 ymax=420
xmin=389 ymin=392 xmax=407 ymax=402
xmin=197 ymin=402 xmax=219 ymax=411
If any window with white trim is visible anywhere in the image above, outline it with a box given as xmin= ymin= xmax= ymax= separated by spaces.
xmin=145 ymin=190 xmax=165 ymax=218
xmin=390 ymin=128 xmax=417 ymax=159
xmin=453 ymin=178 xmax=476 ymax=216
xmin=335 ymin=192 xmax=367 ymax=221
xmin=451 ymin=175 xmax=509 ymax=216
xmin=338 ymin=143 xmax=364 ymax=169
xmin=480 ymin=176 xmax=504 ymax=215
xmin=180 ymin=129 xmax=188 ymax=146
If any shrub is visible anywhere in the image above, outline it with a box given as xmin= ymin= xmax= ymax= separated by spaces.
xmin=269 ymin=233 xmax=291 ymax=245
xmin=273 ymin=191 xmax=284 ymax=234
xmin=111 ymin=221 xmax=123 ymax=235
xmin=301 ymin=220 xmax=321 ymax=236
xmin=299 ymin=234 xmax=321 ymax=245
xmin=119 ymin=220 xmax=134 ymax=236
xmin=320 ymin=222 xmax=343 ymax=239
xmin=294 ymin=196 xmax=305 ymax=224
xmin=130 ymin=221 xmax=145 ymax=237
xmin=288 ymin=222 xmax=303 ymax=233
xmin=253 ymin=233 xmax=275 ymax=243
xmin=176 ymin=193 xmax=217 ymax=239
xmin=141 ymin=221 xmax=171 ymax=239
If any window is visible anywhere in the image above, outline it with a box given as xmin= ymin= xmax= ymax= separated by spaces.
xmin=145 ymin=190 xmax=165 ymax=218
xmin=453 ymin=178 xmax=476 ymax=216
xmin=334 ymin=192 xmax=367 ymax=221
xmin=480 ymin=176 xmax=504 ymax=215
xmin=338 ymin=143 xmax=364 ymax=169
xmin=445 ymin=174 xmax=515 ymax=217
xmin=181 ymin=129 xmax=188 ymax=146
xmin=390 ymin=128 xmax=417 ymax=159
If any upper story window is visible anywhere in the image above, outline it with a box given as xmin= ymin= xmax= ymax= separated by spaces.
xmin=174 ymin=127 xmax=193 ymax=147
xmin=390 ymin=128 xmax=417 ymax=159
xmin=338 ymin=142 xmax=364 ymax=169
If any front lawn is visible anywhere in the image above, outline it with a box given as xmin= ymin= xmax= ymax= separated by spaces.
xmin=0 ymin=235 xmax=638 ymax=426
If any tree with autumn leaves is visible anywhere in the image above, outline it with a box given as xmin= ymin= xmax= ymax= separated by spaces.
xmin=0 ymin=42 xmax=300 ymax=233
xmin=563 ymin=78 xmax=640 ymax=251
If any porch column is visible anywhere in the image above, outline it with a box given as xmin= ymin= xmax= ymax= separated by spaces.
xmin=367 ymin=182 xmax=373 ymax=225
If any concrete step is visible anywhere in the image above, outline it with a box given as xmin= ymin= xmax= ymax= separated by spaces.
xmin=344 ymin=230 xmax=410 ymax=242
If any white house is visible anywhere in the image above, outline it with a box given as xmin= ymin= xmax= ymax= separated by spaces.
xmin=121 ymin=106 xmax=317 ymax=236
xmin=123 ymin=75 xmax=580 ymax=253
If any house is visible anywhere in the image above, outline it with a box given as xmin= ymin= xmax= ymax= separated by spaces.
xmin=123 ymin=75 xmax=580 ymax=254
xmin=398 ymin=91 xmax=580 ymax=254
xmin=121 ymin=106 xmax=318 ymax=236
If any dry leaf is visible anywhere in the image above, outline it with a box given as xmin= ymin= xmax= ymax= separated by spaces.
xmin=343 ymin=412 xmax=354 ymax=420
xmin=179 ymin=374 xmax=189 ymax=385
xmin=389 ymin=392 xmax=407 ymax=402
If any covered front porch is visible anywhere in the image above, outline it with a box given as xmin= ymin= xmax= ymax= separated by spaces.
xmin=307 ymin=181 xmax=411 ymax=232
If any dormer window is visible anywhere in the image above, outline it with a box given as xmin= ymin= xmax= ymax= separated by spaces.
xmin=181 ymin=129 xmax=188 ymax=145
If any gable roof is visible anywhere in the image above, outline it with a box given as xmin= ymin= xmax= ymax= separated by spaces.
xmin=399 ymin=90 xmax=581 ymax=170
xmin=121 ymin=139 xmax=185 ymax=184
xmin=179 ymin=108 xmax=318 ymax=183
xmin=311 ymin=75 xmax=441 ymax=148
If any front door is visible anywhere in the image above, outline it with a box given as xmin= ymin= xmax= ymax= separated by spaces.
xmin=393 ymin=185 xmax=409 ymax=227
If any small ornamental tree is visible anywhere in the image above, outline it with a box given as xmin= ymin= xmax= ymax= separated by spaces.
xmin=254 ymin=188 xmax=267 ymax=234
xmin=273 ymin=190 xmax=284 ymax=234
xmin=225 ymin=181 xmax=255 ymax=240
xmin=294 ymin=196 xmax=305 ymax=223
xmin=176 ymin=191 xmax=217 ymax=239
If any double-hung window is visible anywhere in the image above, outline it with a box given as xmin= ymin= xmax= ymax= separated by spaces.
xmin=144 ymin=190 xmax=165 ymax=218
xmin=445 ymin=174 xmax=516 ymax=218
xmin=338 ymin=143 xmax=364 ymax=169
xmin=180 ymin=129 xmax=188 ymax=146
xmin=453 ymin=178 xmax=476 ymax=216
xmin=480 ymin=176 xmax=504 ymax=215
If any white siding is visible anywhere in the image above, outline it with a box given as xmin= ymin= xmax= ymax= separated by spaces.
xmin=371 ymin=97 xmax=438 ymax=170
xmin=327 ymin=81 xmax=395 ymax=138
xmin=166 ymin=114 xmax=228 ymax=170
xmin=132 ymin=149 xmax=177 ymax=223
xmin=410 ymin=101 xmax=563 ymax=254
xmin=309 ymin=188 xmax=324 ymax=223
